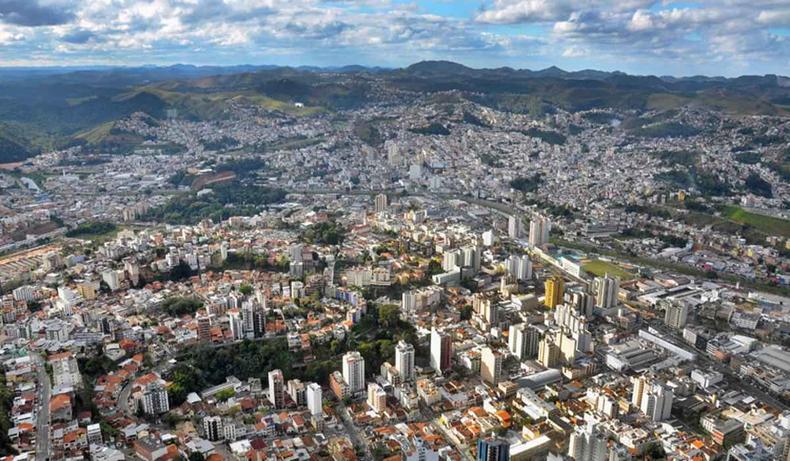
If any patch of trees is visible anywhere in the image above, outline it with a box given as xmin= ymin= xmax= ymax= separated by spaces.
xmin=65 ymin=221 xmax=116 ymax=238
xmin=143 ymin=181 xmax=287 ymax=224
xmin=301 ymin=220 xmax=346 ymax=245
xmin=510 ymin=174 xmax=542 ymax=193
xmin=161 ymin=296 xmax=203 ymax=317
xmin=409 ymin=123 xmax=450 ymax=136
xmin=522 ymin=127 xmax=566 ymax=145
xmin=745 ymin=173 xmax=773 ymax=198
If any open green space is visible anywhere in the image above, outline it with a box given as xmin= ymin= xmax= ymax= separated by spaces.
xmin=722 ymin=206 xmax=790 ymax=238
xmin=582 ymin=259 xmax=635 ymax=280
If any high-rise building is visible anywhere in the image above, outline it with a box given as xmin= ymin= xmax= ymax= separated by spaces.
xmin=528 ymin=215 xmax=551 ymax=248
xmin=481 ymin=347 xmax=503 ymax=385
xmin=506 ymin=255 xmax=533 ymax=282
xmin=287 ymin=379 xmax=306 ymax=406
xmin=203 ymin=416 xmax=223 ymax=441
xmin=430 ymin=328 xmax=453 ymax=373
xmin=307 ymin=382 xmax=322 ymax=417
xmin=593 ymin=275 xmax=619 ymax=309
xmin=664 ymin=301 xmax=689 ymax=329
xmin=544 ymin=275 xmax=565 ymax=308
xmin=640 ymin=383 xmax=673 ymax=422
xmin=374 ymin=193 xmax=388 ymax=213
xmin=141 ymin=384 xmax=170 ymax=415
xmin=477 ymin=436 xmax=510 ymax=461
xmin=367 ymin=383 xmax=387 ymax=412
xmin=228 ymin=309 xmax=243 ymax=340
xmin=197 ymin=314 xmax=212 ymax=343
xmin=268 ymin=369 xmax=285 ymax=409
xmin=568 ymin=419 xmax=608 ymax=461
xmin=507 ymin=215 xmax=523 ymax=239
xmin=342 ymin=351 xmax=366 ymax=395
xmin=538 ymin=337 xmax=560 ymax=368
xmin=443 ymin=249 xmax=461 ymax=272
xmin=395 ymin=340 xmax=415 ymax=382
xmin=509 ymin=323 xmax=541 ymax=360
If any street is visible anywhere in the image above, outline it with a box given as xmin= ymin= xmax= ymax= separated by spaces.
xmin=33 ymin=354 xmax=51 ymax=461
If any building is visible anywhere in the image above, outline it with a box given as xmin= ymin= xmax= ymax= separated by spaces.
xmin=508 ymin=323 xmax=540 ymax=360
xmin=307 ymin=382 xmax=322 ymax=417
xmin=197 ymin=314 xmax=212 ymax=343
xmin=49 ymin=352 xmax=82 ymax=389
xmin=477 ymin=436 xmax=510 ymax=461
xmin=141 ymin=384 xmax=169 ymax=415
xmin=395 ymin=340 xmax=416 ymax=382
xmin=568 ymin=420 xmax=608 ymax=461
xmin=287 ymin=379 xmax=306 ymax=406
xmin=593 ymin=275 xmax=619 ymax=309
xmin=268 ymin=369 xmax=285 ymax=409
xmin=664 ymin=301 xmax=689 ymax=329
xmin=508 ymin=215 xmax=523 ymax=239
xmin=528 ymin=215 xmax=550 ymax=248
xmin=374 ymin=193 xmax=388 ymax=213
xmin=538 ymin=337 xmax=560 ymax=368
xmin=367 ymin=383 xmax=387 ymax=412
xmin=481 ymin=347 xmax=503 ymax=385
xmin=203 ymin=416 xmax=223 ymax=441
xmin=544 ymin=275 xmax=565 ymax=308
xmin=506 ymin=255 xmax=532 ymax=282
xmin=430 ymin=328 xmax=453 ymax=373
xmin=637 ymin=382 xmax=674 ymax=422
xmin=342 ymin=351 xmax=366 ymax=396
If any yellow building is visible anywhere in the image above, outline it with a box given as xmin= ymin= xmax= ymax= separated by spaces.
xmin=544 ymin=275 xmax=565 ymax=308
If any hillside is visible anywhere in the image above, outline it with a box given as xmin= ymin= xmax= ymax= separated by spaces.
xmin=0 ymin=62 xmax=786 ymax=162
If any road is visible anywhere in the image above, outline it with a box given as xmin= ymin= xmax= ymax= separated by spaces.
xmin=335 ymin=400 xmax=372 ymax=459
xmin=33 ymin=354 xmax=51 ymax=461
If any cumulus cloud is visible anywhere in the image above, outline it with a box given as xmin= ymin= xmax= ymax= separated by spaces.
xmin=0 ymin=0 xmax=785 ymax=74
xmin=0 ymin=0 xmax=74 ymax=26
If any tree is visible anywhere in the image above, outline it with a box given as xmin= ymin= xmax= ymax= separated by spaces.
xmin=459 ymin=305 xmax=473 ymax=321
xmin=189 ymin=452 xmax=205 ymax=461
xmin=378 ymin=304 xmax=400 ymax=329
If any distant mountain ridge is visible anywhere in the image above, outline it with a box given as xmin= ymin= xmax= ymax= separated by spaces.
xmin=0 ymin=60 xmax=788 ymax=163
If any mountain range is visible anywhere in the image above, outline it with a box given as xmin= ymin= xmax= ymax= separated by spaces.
xmin=0 ymin=60 xmax=788 ymax=163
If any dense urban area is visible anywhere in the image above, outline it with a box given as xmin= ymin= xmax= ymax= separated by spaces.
xmin=0 ymin=62 xmax=789 ymax=461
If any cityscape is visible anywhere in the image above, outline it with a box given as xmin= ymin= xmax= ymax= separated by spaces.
xmin=0 ymin=2 xmax=789 ymax=461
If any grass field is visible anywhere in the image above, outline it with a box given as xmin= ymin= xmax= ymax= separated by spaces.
xmin=582 ymin=259 xmax=635 ymax=280
xmin=723 ymin=206 xmax=790 ymax=238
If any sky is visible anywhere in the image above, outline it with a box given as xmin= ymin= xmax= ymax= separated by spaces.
xmin=0 ymin=0 xmax=787 ymax=76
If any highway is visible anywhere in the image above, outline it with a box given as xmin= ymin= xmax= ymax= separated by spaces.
xmin=33 ymin=354 xmax=51 ymax=461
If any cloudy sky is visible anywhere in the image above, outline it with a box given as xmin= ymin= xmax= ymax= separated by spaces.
xmin=0 ymin=0 xmax=787 ymax=76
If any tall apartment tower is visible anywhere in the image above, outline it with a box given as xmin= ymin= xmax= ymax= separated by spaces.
xmin=544 ymin=275 xmax=565 ymax=308
xmin=268 ymin=369 xmax=286 ymax=409
xmin=395 ymin=340 xmax=415 ymax=382
xmin=430 ymin=328 xmax=453 ymax=373
xmin=528 ymin=215 xmax=551 ymax=248
xmin=593 ymin=274 xmax=619 ymax=309
xmin=342 ymin=351 xmax=366 ymax=396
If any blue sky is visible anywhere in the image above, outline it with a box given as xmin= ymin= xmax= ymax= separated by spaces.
xmin=0 ymin=0 xmax=787 ymax=76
